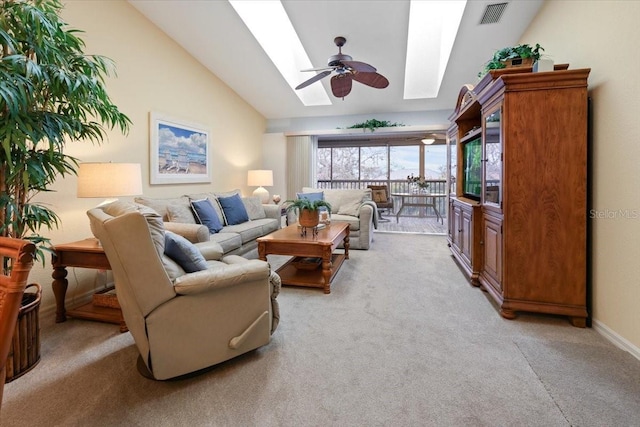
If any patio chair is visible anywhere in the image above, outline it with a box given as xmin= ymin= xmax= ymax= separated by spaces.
xmin=368 ymin=185 xmax=394 ymax=222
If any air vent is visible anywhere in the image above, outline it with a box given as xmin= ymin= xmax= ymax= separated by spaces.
xmin=480 ymin=2 xmax=508 ymax=24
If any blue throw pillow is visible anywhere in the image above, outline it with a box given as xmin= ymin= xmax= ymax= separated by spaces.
xmin=297 ymin=191 xmax=327 ymax=213
xmin=296 ymin=191 xmax=324 ymax=202
xmin=191 ymin=199 xmax=223 ymax=233
xmin=164 ymin=231 xmax=208 ymax=273
xmin=218 ymin=193 xmax=250 ymax=225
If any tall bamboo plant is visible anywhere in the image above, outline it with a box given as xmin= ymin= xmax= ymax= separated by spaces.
xmin=0 ymin=0 xmax=131 ymax=264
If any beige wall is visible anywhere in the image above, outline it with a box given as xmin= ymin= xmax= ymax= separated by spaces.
xmin=521 ymin=1 xmax=640 ymax=353
xmin=30 ymin=1 xmax=266 ymax=315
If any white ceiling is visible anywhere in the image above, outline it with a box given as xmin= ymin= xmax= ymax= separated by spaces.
xmin=129 ymin=0 xmax=543 ymax=121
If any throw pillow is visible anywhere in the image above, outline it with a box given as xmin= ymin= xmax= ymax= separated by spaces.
xmin=164 ymin=231 xmax=208 ymax=273
xmin=218 ymin=193 xmax=250 ymax=225
xmin=297 ymin=191 xmax=328 ymax=214
xmin=191 ymin=199 xmax=223 ymax=233
xmin=242 ymin=196 xmax=267 ymax=220
xmin=372 ymin=189 xmax=387 ymax=203
xmin=166 ymin=204 xmax=197 ymax=224
xmin=297 ymin=191 xmax=324 ymax=202
xmin=338 ymin=199 xmax=362 ymax=216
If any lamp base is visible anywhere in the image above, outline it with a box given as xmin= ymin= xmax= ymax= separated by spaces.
xmin=253 ymin=187 xmax=270 ymax=204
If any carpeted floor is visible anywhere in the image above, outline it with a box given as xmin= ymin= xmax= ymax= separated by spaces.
xmin=2 ymin=234 xmax=639 ymax=426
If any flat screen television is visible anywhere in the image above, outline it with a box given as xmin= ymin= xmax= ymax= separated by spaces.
xmin=462 ymin=137 xmax=482 ymax=200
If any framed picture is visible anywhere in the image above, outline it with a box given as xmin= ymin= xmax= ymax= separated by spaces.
xmin=149 ymin=112 xmax=211 ymax=184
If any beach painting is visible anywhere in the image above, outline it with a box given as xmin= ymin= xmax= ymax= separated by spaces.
xmin=150 ymin=112 xmax=211 ymax=184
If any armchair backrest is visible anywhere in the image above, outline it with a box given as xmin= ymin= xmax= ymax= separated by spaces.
xmin=87 ymin=202 xmax=176 ymax=357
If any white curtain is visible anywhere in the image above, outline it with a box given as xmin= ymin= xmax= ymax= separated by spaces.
xmin=286 ymin=135 xmax=317 ymax=198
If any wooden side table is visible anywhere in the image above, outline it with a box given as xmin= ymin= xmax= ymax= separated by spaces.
xmin=52 ymin=238 xmax=127 ymax=332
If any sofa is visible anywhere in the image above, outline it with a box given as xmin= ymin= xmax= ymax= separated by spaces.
xmin=88 ymin=200 xmax=280 ymax=380
xmin=288 ymin=187 xmax=378 ymax=250
xmin=135 ymin=190 xmax=281 ymax=257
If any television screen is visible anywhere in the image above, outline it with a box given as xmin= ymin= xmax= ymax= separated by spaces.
xmin=462 ymin=137 xmax=482 ymax=200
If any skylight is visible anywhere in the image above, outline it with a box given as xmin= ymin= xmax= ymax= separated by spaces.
xmin=230 ymin=0 xmax=466 ymax=105
xmin=228 ymin=0 xmax=331 ymax=106
xmin=404 ymin=0 xmax=466 ymax=99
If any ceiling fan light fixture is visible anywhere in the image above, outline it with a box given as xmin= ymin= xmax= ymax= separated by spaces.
xmin=422 ymin=138 xmax=436 ymax=145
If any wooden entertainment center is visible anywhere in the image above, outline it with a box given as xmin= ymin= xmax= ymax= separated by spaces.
xmin=447 ymin=65 xmax=591 ymax=327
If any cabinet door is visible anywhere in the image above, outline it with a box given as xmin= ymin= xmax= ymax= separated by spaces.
xmin=482 ymin=214 xmax=502 ymax=292
xmin=450 ymin=204 xmax=462 ymax=252
xmin=461 ymin=208 xmax=473 ymax=265
xmin=483 ymin=108 xmax=502 ymax=208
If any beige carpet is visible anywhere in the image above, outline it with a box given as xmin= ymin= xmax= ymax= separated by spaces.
xmin=2 ymin=234 xmax=639 ymax=426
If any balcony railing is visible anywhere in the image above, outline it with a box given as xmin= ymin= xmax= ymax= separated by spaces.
xmin=316 ymin=179 xmax=447 ymax=219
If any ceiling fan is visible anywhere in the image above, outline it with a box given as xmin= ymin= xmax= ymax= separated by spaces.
xmin=295 ymin=36 xmax=389 ymax=99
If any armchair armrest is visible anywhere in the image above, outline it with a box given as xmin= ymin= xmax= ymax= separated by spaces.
xmin=164 ymin=221 xmax=210 ymax=243
xmin=195 ymin=241 xmax=224 ymax=261
xmin=359 ymin=201 xmax=377 ymax=229
xmin=173 ymin=259 xmax=270 ymax=295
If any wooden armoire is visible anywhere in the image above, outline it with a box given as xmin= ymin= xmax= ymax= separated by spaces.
xmin=447 ymin=66 xmax=591 ymax=327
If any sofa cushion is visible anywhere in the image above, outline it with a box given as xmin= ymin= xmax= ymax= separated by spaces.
xmin=166 ymin=204 xmax=197 ymax=224
xmin=218 ymin=194 xmax=250 ymax=225
xmin=329 ymin=214 xmax=361 ymax=231
xmin=134 ymin=196 xmax=190 ymax=221
xmin=242 ymin=196 xmax=267 ymax=220
xmin=191 ymin=198 xmax=223 ymax=233
xmin=164 ymin=231 xmax=208 ymax=273
xmin=338 ymin=198 xmax=362 ymax=216
xmin=302 ymin=187 xmax=371 ymax=214
xmin=209 ymin=232 xmax=243 ymax=253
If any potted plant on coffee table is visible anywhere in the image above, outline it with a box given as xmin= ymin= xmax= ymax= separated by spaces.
xmin=284 ymin=199 xmax=332 ymax=234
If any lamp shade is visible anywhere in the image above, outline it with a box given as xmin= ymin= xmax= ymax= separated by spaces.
xmin=77 ymin=163 xmax=143 ymax=198
xmin=247 ymin=170 xmax=273 ymax=187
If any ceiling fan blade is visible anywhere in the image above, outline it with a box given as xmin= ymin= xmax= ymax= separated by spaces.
xmin=341 ymin=60 xmax=376 ymax=73
xmin=352 ymin=72 xmax=389 ymax=89
xmin=295 ymin=70 xmax=332 ymax=90
xmin=301 ymin=66 xmax=335 ymax=72
xmin=331 ymin=74 xmax=352 ymax=98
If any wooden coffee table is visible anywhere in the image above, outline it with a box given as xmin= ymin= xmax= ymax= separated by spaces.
xmin=257 ymin=222 xmax=349 ymax=294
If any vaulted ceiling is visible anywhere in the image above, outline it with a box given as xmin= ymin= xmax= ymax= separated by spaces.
xmin=129 ymin=0 xmax=543 ymax=121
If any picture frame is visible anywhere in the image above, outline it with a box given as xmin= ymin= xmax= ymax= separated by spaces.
xmin=149 ymin=112 xmax=211 ymax=184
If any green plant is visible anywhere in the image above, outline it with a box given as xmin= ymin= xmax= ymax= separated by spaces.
xmin=0 ymin=0 xmax=131 ymax=264
xmin=284 ymin=198 xmax=332 ymax=215
xmin=478 ymin=43 xmax=544 ymax=78
xmin=345 ymin=119 xmax=405 ymax=132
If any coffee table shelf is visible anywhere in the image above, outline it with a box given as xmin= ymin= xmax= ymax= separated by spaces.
xmin=257 ymin=221 xmax=350 ymax=294
xmin=277 ymin=253 xmax=346 ymax=289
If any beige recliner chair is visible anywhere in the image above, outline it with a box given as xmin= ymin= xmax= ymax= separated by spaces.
xmin=87 ymin=201 xmax=280 ymax=380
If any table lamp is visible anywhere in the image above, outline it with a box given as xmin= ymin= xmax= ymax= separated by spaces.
xmin=247 ymin=169 xmax=273 ymax=204
xmin=77 ymin=162 xmax=143 ymax=205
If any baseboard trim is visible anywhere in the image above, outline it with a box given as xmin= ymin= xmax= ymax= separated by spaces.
xmin=593 ymin=319 xmax=640 ymax=361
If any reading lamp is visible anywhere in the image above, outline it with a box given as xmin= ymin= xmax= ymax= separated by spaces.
xmin=247 ymin=169 xmax=273 ymax=204
xmin=77 ymin=162 xmax=143 ymax=205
